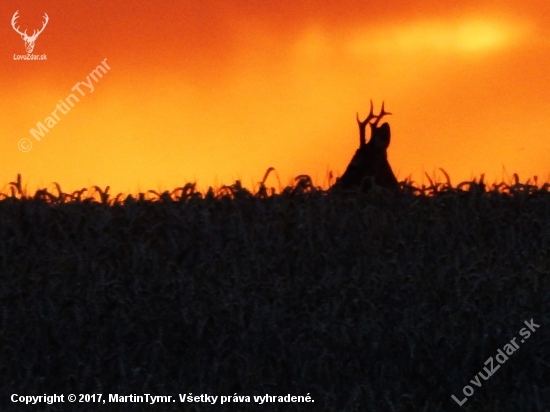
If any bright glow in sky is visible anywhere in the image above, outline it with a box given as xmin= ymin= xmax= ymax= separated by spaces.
xmin=374 ymin=17 xmax=526 ymax=53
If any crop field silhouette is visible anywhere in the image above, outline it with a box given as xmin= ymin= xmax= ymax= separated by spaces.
xmin=1 ymin=173 xmax=549 ymax=411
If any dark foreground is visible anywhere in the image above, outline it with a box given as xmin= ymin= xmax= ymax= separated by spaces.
xmin=1 ymin=179 xmax=549 ymax=411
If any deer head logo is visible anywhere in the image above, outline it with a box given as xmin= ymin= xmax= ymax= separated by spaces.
xmin=332 ymin=100 xmax=398 ymax=192
xmin=11 ymin=11 xmax=49 ymax=54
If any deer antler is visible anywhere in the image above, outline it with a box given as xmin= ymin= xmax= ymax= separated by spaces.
xmin=31 ymin=13 xmax=49 ymax=40
xmin=357 ymin=100 xmax=378 ymax=146
xmin=11 ymin=11 xmax=26 ymax=37
xmin=32 ymin=13 xmax=49 ymax=39
xmin=356 ymin=100 xmax=392 ymax=146
xmin=356 ymin=100 xmax=376 ymax=126
xmin=11 ymin=11 xmax=48 ymax=40
xmin=370 ymin=101 xmax=392 ymax=129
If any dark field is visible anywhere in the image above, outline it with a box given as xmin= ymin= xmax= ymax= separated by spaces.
xmin=1 ymin=175 xmax=549 ymax=411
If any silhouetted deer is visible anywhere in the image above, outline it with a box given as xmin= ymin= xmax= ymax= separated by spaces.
xmin=331 ymin=100 xmax=398 ymax=192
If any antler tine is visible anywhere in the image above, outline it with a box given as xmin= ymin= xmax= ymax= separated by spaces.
xmin=357 ymin=100 xmax=376 ymax=146
xmin=30 ymin=13 xmax=49 ymax=39
xmin=380 ymin=101 xmax=392 ymax=117
xmin=11 ymin=11 xmax=27 ymax=36
xmin=11 ymin=10 xmax=19 ymax=26
xmin=357 ymin=99 xmax=376 ymax=125
xmin=371 ymin=101 xmax=392 ymax=128
xmin=39 ymin=13 xmax=49 ymax=33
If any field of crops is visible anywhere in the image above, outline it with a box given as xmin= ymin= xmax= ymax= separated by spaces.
xmin=1 ymin=174 xmax=549 ymax=411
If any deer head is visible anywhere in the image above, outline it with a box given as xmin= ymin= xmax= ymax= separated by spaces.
xmin=11 ymin=11 xmax=49 ymax=54
xmin=332 ymin=100 xmax=398 ymax=192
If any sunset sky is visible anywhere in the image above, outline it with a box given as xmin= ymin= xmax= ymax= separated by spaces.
xmin=1 ymin=0 xmax=549 ymax=195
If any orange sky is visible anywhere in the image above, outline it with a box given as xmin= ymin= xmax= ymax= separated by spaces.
xmin=1 ymin=0 xmax=549 ymax=194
